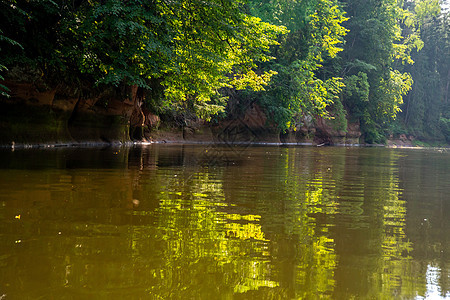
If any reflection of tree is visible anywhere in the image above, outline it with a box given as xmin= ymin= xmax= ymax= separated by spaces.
xmin=0 ymin=146 xmax=447 ymax=299
xmin=330 ymin=149 xmax=421 ymax=299
xmin=139 ymin=169 xmax=282 ymax=298
xmin=400 ymin=149 xmax=450 ymax=298
xmin=218 ymin=147 xmax=341 ymax=298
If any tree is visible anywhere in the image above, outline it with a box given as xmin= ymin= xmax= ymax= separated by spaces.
xmin=0 ymin=28 xmax=22 ymax=97
xmin=336 ymin=0 xmax=419 ymax=143
xmin=244 ymin=0 xmax=348 ymax=131
xmin=397 ymin=0 xmax=448 ymax=142
xmin=1 ymin=0 xmax=286 ymax=121
xmin=159 ymin=0 xmax=286 ymax=120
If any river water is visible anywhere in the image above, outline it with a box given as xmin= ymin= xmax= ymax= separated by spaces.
xmin=0 ymin=145 xmax=448 ymax=299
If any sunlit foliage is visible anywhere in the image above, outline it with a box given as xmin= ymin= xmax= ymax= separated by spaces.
xmin=398 ymin=2 xmax=450 ymax=142
xmin=247 ymin=0 xmax=348 ymax=131
xmin=0 ymin=0 xmax=448 ymax=142
xmin=159 ymin=1 xmax=286 ymax=119
xmin=0 ymin=0 xmax=286 ymax=120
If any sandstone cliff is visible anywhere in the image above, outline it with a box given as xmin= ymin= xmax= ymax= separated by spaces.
xmin=1 ymin=81 xmax=361 ymax=146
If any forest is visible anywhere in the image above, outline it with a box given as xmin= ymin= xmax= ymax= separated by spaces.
xmin=0 ymin=0 xmax=449 ymax=144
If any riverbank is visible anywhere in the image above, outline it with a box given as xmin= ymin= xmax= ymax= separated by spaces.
xmin=3 ymin=136 xmax=448 ymax=150
xmin=2 ymin=117 xmax=448 ymax=149
xmin=1 ymin=81 xmax=447 ymax=149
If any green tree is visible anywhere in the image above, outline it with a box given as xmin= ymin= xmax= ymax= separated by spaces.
xmin=243 ymin=0 xmax=348 ymax=131
xmin=0 ymin=28 xmax=22 ymax=97
xmin=1 ymin=0 xmax=286 ymax=122
xmin=159 ymin=0 xmax=286 ymax=120
xmin=400 ymin=5 xmax=449 ymax=142
xmin=64 ymin=0 xmax=172 ymax=89
xmin=337 ymin=0 xmax=418 ymax=143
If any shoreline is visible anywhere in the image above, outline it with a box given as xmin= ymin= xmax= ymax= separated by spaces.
xmin=1 ymin=139 xmax=447 ymax=151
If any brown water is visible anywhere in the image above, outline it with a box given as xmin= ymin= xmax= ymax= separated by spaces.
xmin=0 ymin=145 xmax=448 ymax=299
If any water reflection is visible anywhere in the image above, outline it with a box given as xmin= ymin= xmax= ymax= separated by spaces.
xmin=0 ymin=146 xmax=448 ymax=299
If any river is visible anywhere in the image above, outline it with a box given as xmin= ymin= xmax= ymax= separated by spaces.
xmin=0 ymin=145 xmax=448 ymax=299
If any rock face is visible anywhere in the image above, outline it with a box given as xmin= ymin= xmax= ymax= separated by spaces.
xmin=387 ymin=134 xmax=414 ymax=147
xmin=1 ymin=80 xmax=362 ymax=146
xmin=314 ymin=117 xmax=361 ymax=145
xmin=210 ymin=105 xmax=362 ymax=145
xmin=346 ymin=122 xmax=363 ymax=145
xmin=0 ymin=81 xmax=136 ymax=144
xmin=1 ymin=81 xmax=72 ymax=145
xmin=212 ymin=103 xmax=281 ymax=144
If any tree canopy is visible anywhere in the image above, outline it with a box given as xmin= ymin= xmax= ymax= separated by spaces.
xmin=0 ymin=0 xmax=449 ymax=143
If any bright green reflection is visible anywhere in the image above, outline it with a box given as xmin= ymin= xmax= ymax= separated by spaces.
xmin=0 ymin=146 xmax=448 ymax=299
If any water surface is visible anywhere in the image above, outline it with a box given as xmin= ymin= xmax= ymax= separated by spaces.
xmin=0 ymin=145 xmax=448 ymax=299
